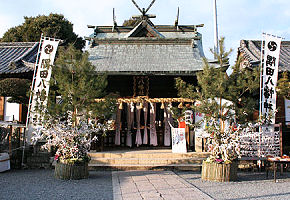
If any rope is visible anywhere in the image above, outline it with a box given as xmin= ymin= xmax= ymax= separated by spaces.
xmin=95 ymin=97 xmax=195 ymax=103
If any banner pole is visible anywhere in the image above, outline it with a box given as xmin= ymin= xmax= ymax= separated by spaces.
xmin=25 ymin=34 xmax=44 ymax=129
xmin=258 ymin=33 xmax=265 ymax=169
xmin=22 ymin=34 xmax=44 ymax=168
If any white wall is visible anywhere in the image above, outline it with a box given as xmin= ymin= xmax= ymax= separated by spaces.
xmin=3 ymin=97 xmax=20 ymax=121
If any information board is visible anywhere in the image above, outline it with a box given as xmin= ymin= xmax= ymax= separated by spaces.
xmin=171 ymin=128 xmax=187 ymax=153
xmin=239 ymin=128 xmax=281 ymax=158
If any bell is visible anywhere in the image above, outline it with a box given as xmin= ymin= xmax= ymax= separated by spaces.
xmin=160 ymin=102 xmax=165 ymax=109
xmin=178 ymin=102 xmax=183 ymax=109
xmin=119 ymin=102 xmax=123 ymax=110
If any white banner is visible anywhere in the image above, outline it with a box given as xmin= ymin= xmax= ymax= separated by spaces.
xmin=31 ymin=39 xmax=59 ymax=124
xmin=171 ymin=128 xmax=187 ymax=153
xmin=261 ymin=34 xmax=282 ymax=124
xmin=26 ymin=37 xmax=60 ymax=143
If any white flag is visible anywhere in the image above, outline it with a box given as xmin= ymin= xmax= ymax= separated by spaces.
xmin=27 ymin=37 xmax=60 ymax=143
xmin=261 ymin=34 xmax=282 ymax=124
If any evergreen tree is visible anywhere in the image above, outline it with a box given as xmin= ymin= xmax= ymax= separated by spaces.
xmin=175 ymin=38 xmax=260 ymax=163
xmin=122 ymin=17 xmax=142 ymax=26
xmin=1 ymin=13 xmax=84 ymax=50
xmin=175 ymin=37 xmax=260 ymax=125
xmin=47 ymin=44 xmax=115 ymax=123
xmin=0 ymin=78 xmax=31 ymax=104
xmin=277 ymin=72 xmax=290 ymax=99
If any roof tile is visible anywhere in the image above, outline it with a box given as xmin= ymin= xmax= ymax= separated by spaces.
xmin=239 ymin=40 xmax=290 ymax=72
xmin=0 ymin=42 xmax=39 ymax=75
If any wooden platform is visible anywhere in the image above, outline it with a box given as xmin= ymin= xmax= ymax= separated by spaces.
xmin=88 ymin=149 xmax=210 ymax=171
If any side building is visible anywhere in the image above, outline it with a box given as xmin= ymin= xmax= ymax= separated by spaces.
xmin=0 ymin=42 xmax=38 ymax=123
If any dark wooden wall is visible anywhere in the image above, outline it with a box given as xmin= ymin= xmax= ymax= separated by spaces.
xmin=106 ymin=75 xmax=198 ymax=98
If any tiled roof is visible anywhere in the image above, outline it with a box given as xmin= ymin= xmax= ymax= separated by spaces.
xmin=87 ymin=19 xmax=208 ymax=75
xmin=238 ymin=40 xmax=290 ymax=72
xmin=87 ymin=38 xmax=206 ymax=75
xmin=0 ymin=42 xmax=39 ymax=75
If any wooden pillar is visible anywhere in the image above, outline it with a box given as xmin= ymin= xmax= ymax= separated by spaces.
xmin=19 ymin=104 xmax=23 ymax=122
xmin=0 ymin=96 xmax=4 ymax=121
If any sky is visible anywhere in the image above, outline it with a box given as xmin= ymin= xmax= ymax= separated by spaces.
xmin=0 ymin=0 xmax=290 ymax=65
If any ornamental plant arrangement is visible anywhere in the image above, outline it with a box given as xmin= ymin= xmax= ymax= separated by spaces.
xmin=32 ymin=45 xmax=116 ymax=179
xmin=175 ymin=37 xmax=260 ymax=181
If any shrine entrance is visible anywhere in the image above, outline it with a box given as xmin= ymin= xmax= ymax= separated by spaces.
xmin=92 ymin=96 xmax=195 ymax=152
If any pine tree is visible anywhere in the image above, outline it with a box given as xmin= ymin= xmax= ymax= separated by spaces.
xmin=277 ymin=72 xmax=290 ymax=99
xmin=175 ymin=38 xmax=260 ymax=163
xmin=47 ymin=44 xmax=116 ymax=124
xmin=175 ymin=37 xmax=260 ymax=125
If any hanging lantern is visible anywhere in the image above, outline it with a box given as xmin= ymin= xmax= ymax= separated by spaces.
xmin=119 ymin=102 xmax=123 ymax=110
xmin=178 ymin=102 xmax=183 ymax=109
xmin=160 ymin=102 xmax=165 ymax=109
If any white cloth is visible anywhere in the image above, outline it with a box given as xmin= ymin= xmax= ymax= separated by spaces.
xmin=135 ymin=103 xmax=142 ymax=147
xmin=149 ymin=102 xmax=158 ymax=146
xmin=143 ymin=102 xmax=148 ymax=144
xmin=163 ymin=103 xmax=171 ymax=146
xmin=114 ymin=105 xmax=121 ymax=145
xmin=126 ymin=102 xmax=134 ymax=147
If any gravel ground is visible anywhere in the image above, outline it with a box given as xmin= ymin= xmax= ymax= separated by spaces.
xmin=176 ymin=171 xmax=290 ymax=200
xmin=1 ymin=169 xmax=290 ymax=200
xmin=0 ymin=169 xmax=113 ymax=200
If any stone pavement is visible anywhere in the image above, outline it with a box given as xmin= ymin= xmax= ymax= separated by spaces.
xmin=112 ymin=171 xmax=212 ymax=200
xmin=2 ymin=169 xmax=289 ymax=200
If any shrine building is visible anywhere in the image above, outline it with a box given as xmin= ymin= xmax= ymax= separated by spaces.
xmin=85 ymin=8 xmax=215 ymax=150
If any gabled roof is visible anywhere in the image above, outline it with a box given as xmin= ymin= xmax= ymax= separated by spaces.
xmin=87 ymin=38 xmax=205 ymax=75
xmin=86 ymin=18 xmax=208 ymax=75
xmin=238 ymin=40 xmax=290 ymax=72
xmin=124 ymin=20 xmax=164 ymax=38
xmin=0 ymin=42 xmax=39 ymax=75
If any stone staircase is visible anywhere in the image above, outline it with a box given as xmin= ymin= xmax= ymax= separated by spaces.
xmin=88 ymin=149 xmax=210 ymax=171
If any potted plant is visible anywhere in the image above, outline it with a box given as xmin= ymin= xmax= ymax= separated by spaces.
xmin=31 ymin=45 xmax=116 ymax=179
xmin=201 ymin=119 xmax=240 ymax=182
xmin=32 ymin=115 xmax=109 ymax=179
xmin=175 ymin=37 xmax=260 ymax=181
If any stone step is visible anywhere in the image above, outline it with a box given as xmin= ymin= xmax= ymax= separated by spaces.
xmin=90 ymin=157 xmax=206 ymax=165
xmin=51 ymin=150 xmax=210 ymax=171
xmin=51 ymin=161 xmax=203 ymax=171
xmin=88 ymin=152 xmax=210 ymax=159
xmin=88 ymin=163 xmax=202 ymax=171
